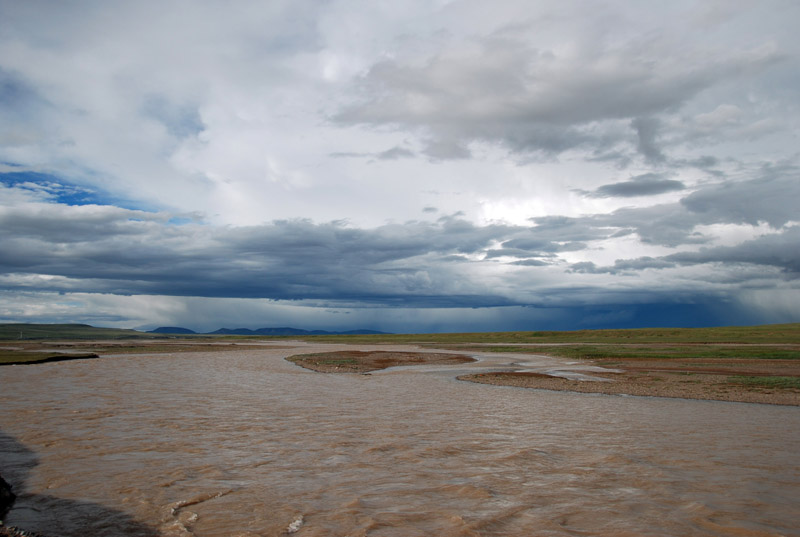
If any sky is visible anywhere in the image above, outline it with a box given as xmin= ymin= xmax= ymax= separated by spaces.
xmin=1 ymin=0 xmax=799 ymax=333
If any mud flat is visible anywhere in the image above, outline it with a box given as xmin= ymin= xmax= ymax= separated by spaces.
xmin=459 ymin=357 xmax=800 ymax=405
xmin=287 ymin=350 xmax=475 ymax=373
xmin=286 ymin=348 xmax=800 ymax=405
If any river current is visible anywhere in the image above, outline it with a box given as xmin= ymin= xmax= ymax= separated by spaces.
xmin=1 ymin=342 xmax=798 ymax=536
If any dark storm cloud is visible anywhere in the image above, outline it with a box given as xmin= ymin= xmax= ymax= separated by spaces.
xmin=0 ymin=203 xmax=534 ymax=306
xmin=582 ymin=173 xmax=685 ymax=198
xmin=510 ymin=259 xmax=550 ymax=267
xmin=569 ymin=226 xmax=800 ymax=277
xmin=611 ymin=257 xmax=678 ymax=272
xmin=667 ymin=227 xmax=800 ymax=275
xmin=12 ymin=190 xmax=737 ymax=311
xmin=681 ymin=170 xmax=800 ymax=228
xmin=486 ymin=238 xmax=587 ymax=260
xmin=569 ymin=257 xmax=678 ymax=275
xmin=524 ymin=215 xmax=614 ymax=243
xmin=562 ymin=168 xmax=800 ymax=248
xmin=2 ymin=170 xmax=798 ymax=328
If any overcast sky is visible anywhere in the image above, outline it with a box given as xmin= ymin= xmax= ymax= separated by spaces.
xmin=1 ymin=0 xmax=799 ymax=333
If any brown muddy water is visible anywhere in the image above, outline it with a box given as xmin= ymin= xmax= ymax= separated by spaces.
xmin=1 ymin=343 xmax=798 ymax=536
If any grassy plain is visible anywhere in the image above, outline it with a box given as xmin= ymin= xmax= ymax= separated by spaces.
xmin=301 ymin=323 xmax=800 ymax=345
xmin=0 ymin=323 xmax=159 ymax=340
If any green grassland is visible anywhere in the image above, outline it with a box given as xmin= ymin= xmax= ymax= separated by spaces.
xmin=0 ymin=323 xmax=157 ymax=340
xmin=5 ymin=322 xmax=797 ymax=344
xmin=728 ymin=376 xmax=800 ymax=390
xmin=302 ymin=323 xmax=800 ymax=345
xmin=430 ymin=344 xmax=800 ymax=362
xmin=1 ymin=323 xmax=798 ymax=367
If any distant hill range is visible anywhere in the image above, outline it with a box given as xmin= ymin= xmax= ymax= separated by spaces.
xmin=0 ymin=323 xmax=388 ymax=340
xmin=0 ymin=323 xmax=153 ymax=340
xmin=148 ymin=326 xmax=198 ymax=334
xmin=149 ymin=326 xmax=388 ymax=336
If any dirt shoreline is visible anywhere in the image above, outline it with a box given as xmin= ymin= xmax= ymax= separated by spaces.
xmin=0 ymin=353 xmax=99 ymax=366
xmin=458 ymin=354 xmax=800 ymax=405
xmin=287 ymin=350 xmax=800 ymax=405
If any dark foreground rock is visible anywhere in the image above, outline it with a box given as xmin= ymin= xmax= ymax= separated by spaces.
xmin=0 ymin=475 xmax=46 ymax=537
xmin=0 ymin=527 xmax=48 ymax=537
xmin=0 ymin=474 xmax=15 ymax=522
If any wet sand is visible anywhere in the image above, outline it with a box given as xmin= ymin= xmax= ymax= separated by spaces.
xmin=462 ymin=356 xmax=800 ymax=405
xmin=458 ymin=369 xmax=800 ymax=405
xmin=286 ymin=349 xmax=475 ymax=373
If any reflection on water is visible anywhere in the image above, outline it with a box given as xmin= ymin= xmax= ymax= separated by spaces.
xmin=1 ymin=343 xmax=799 ymax=536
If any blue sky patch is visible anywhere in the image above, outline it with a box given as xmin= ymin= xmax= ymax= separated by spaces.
xmin=0 ymin=171 xmax=143 ymax=210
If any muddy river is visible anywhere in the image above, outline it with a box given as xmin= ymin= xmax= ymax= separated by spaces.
xmin=1 ymin=343 xmax=798 ymax=536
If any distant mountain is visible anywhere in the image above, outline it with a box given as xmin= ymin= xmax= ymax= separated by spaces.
xmin=209 ymin=327 xmax=388 ymax=336
xmin=148 ymin=326 xmax=197 ymax=334
xmin=1 ymin=323 xmax=387 ymax=339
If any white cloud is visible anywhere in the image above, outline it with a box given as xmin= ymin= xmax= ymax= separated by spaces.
xmin=1 ymin=0 xmax=799 ymax=330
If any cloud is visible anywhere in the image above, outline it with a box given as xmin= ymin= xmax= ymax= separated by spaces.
xmin=631 ymin=117 xmax=666 ymax=164
xmin=330 ymin=146 xmax=416 ymax=161
xmin=582 ymin=173 xmax=685 ymax=198
xmin=422 ymin=139 xmax=472 ymax=161
xmin=560 ymin=168 xmax=800 ymax=248
xmin=681 ymin=169 xmax=800 ymax=228
xmin=667 ymin=226 xmax=800 ymax=274
xmin=0 ymin=193 xmax=529 ymax=307
xmin=335 ymin=23 xmax=784 ymax=160
xmin=4 ymin=171 xmax=796 ymax=321
xmin=377 ymin=146 xmax=415 ymax=160
xmin=1 ymin=1 xmax=799 ymax=331
xmin=568 ymin=225 xmax=800 ymax=284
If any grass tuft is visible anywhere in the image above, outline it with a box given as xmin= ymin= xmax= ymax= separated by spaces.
xmin=727 ymin=376 xmax=800 ymax=390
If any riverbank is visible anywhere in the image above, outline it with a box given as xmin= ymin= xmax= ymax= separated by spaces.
xmin=458 ymin=356 xmax=800 ymax=405
xmin=286 ymin=349 xmax=800 ymax=405
xmin=0 ymin=353 xmax=99 ymax=366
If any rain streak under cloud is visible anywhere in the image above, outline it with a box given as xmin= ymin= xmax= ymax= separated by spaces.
xmin=1 ymin=0 xmax=799 ymax=332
